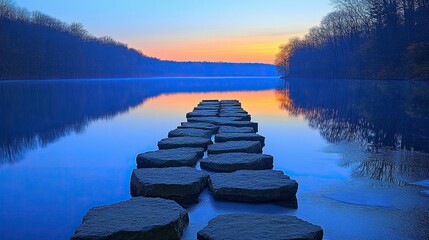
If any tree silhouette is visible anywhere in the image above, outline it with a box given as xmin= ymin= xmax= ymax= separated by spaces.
xmin=0 ymin=0 xmax=276 ymax=80
xmin=275 ymin=0 xmax=429 ymax=80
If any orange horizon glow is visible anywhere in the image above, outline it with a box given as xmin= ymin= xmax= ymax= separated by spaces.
xmin=140 ymin=90 xmax=298 ymax=120
xmin=135 ymin=32 xmax=306 ymax=64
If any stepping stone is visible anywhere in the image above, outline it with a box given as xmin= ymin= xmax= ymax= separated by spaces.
xmin=220 ymin=106 xmax=244 ymax=111
xmin=158 ymin=137 xmax=213 ymax=150
xmin=218 ymin=113 xmax=251 ymax=121
xmin=199 ymin=102 xmax=219 ymax=106
xmin=200 ymin=153 xmax=273 ymax=172
xmin=186 ymin=111 xmax=218 ymax=118
xmin=221 ymin=110 xmax=249 ymax=114
xmin=207 ymin=141 xmax=262 ymax=154
xmin=218 ymin=126 xmax=254 ymax=133
xmin=220 ymin=100 xmax=240 ymax=104
xmin=179 ymin=122 xmax=219 ymax=133
xmin=202 ymin=99 xmax=219 ymax=103
xmin=215 ymin=133 xmax=265 ymax=146
xmin=179 ymin=122 xmax=219 ymax=134
xmin=71 ymin=197 xmax=189 ymax=240
xmin=187 ymin=117 xmax=242 ymax=124
xmin=136 ymin=148 xmax=204 ymax=168
xmin=131 ymin=167 xmax=209 ymax=204
xmin=194 ymin=106 xmax=220 ymax=111
xmin=197 ymin=214 xmax=323 ymax=240
xmin=209 ymin=170 xmax=298 ymax=202
xmin=168 ymin=128 xmax=212 ymax=138
xmin=192 ymin=109 xmax=219 ymax=113
xmin=217 ymin=121 xmax=258 ymax=132
xmin=221 ymin=104 xmax=241 ymax=108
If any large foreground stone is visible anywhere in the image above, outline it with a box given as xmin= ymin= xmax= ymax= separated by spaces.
xmin=136 ymin=148 xmax=204 ymax=168
xmin=209 ymin=170 xmax=298 ymax=202
xmin=218 ymin=126 xmax=254 ymax=133
xmin=179 ymin=122 xmax=219 ymax=134
xmin=71 ymin=197 xmax=189 ymax=240
xmin=131 ymin=167 xmax=209 ymax=203
xmin=215 ymin=133 xmax=265 ymax=146
xmin=197 ymin=214 xmax=323 ymax=240
xmin=168 ymin=128 xmax=212 ymax=138
xmin=200 ymin=153 xmax=273 ymax=172
xmin=207 ymin=141 xmax=262 ymax=154
xmin=158 ymin=137 xmax=212 ymax=150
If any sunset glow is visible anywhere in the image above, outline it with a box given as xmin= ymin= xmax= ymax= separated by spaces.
xmin=14 ymin=0 xmax=332 ymax=64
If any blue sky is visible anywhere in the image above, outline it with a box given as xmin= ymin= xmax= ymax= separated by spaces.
xmin=14 ymin=0 xmax=333 ymax=63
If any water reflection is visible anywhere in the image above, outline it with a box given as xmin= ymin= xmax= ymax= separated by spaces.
xmin=276 ymin=78 xmax=429 ymax=184
xmin=0 ymin=77 xmax=277 ymax=165
xmin=0 ymin=78 xmax=428 ymax=240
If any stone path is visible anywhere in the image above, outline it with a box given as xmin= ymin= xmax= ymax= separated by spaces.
xmin=71 ymin=99 xmax=323 ymax=240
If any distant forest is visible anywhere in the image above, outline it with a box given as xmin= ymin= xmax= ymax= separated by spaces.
xmin=0 ymin=0 xmax=276 ymax=80
xmin=275 ymin=0 xmax=429 ymax=80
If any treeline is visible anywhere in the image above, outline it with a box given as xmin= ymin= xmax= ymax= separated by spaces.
xmin=0 ymin=0 xmax=275 ymax=80
xmin=275 ymin=0 xmax=429 ymax=80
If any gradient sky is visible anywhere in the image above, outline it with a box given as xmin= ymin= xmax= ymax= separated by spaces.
xmin=14 ymin=0 xmax=332 ymax=64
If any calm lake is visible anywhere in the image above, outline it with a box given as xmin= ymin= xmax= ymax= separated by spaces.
xmin=0 ymin=77 xmax=428 ymax=240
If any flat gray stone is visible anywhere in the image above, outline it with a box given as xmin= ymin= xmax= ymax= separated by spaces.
xmin=221 ymin=106 xmax=243 ymax=110
xmin=217 ymin=121 xmax=258 ymax=132
xmin=187 ymin=117 xmax=242 ymax=125
xmin=208 ymin=141 xmax=262 ymax=154
xmin=200 ymin=153 xmax=273 ymax=172
xmin=220 ymin=102 xmax=241 ymax=107
xmin=218 ymin=126 xmax=255 ymax=133
xmin=192 ymin=109 xmax=219 ymax=113
xmin=199 ymin=102 xmax=220 ymax=106
xmin=179 ymin=122 xmax=219 ymax=134
xmin=194 ymin=106 xmax=219 ymax=111
xmin=136 ymin=148 xmax=204 ymax=168
xmin=131 ymin=167 xmax=209 ymax=204
xmin=71 ymin=197 xmax=189 ymax=240
xmin=215 ymin=133 xmax=265 ymax=146
xmin=158 ymin=137 xmax=213 ymax=150
xmin=221 ymin=109 xmax=248 ymax=114
xmin=186 ymin=111 xmax=218 ymax=118
xmin=209 ymin=170 xmax=298 ymax=202
xmin=218 ymin=113 xmax=251 ymax=121
xmin=197 ymin=214 xmax=323 ymax=240
xmin=220 ymin=100 xmax=240 ymax=104
xmin=168 ymin=128 xmax=212 ymax=138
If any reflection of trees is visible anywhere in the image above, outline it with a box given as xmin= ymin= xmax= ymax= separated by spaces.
xmin=0 ymin=78 xmax=277 ymax=165
xmin=276 ymin=78 xmax=429 ymax=152
xmin=276 ymin=78 xmax=429 ymax=185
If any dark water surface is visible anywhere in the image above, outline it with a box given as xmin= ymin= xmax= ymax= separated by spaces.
xmin=0 ymin=77 xmax=428 ymax=240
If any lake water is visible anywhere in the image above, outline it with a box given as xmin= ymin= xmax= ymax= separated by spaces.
xmin=0 ymin=77 xmax=428 ymax=240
